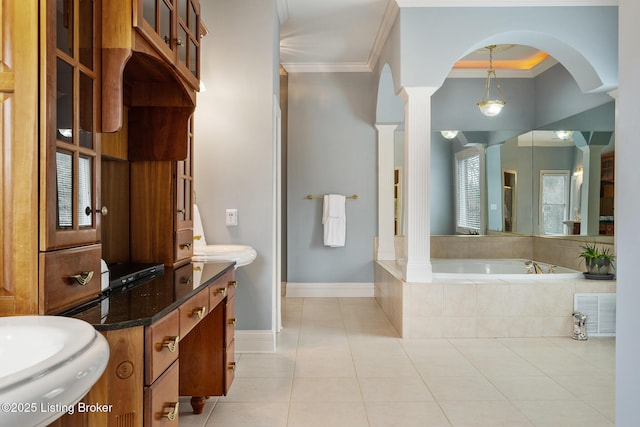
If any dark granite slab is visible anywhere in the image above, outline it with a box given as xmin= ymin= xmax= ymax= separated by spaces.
xmin=63 ymin=262 xmax=234 ymax=331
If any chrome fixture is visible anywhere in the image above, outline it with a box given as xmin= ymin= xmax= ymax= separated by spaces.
xmin=477 ymin=45 xmax=506 ymax=117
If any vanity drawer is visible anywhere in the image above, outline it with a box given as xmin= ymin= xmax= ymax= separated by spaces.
xmin=173 ymin=262 xmax=195 ymax=300
xmin=224 ymin=339 xmax=235 ymax=395
xmin=144 ymin=360 xmax=179 ymax=427
xmin=39 ymin=244 xmax=102 ymax=314
xmin=209 ymin=269 xmax=234 ymax=308
xmin=175 ymin=228 xmax=193 ymax=261
xmin=178 ymin=287 xmax=209 ymax=338
xmin=145 ymin=310 xmax=180 ymax=385
xmin=225 ymin=296 xmax=235 ymax=348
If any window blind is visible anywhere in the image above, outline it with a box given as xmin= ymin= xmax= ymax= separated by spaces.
xmin=457 ymin=154 xmax=481 ymax=231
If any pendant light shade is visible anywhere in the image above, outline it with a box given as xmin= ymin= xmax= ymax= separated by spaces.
xmin=440 ymin=130 xmax=459 ymax=140
xmin=477 ymin=46 xmax=506 ymax=117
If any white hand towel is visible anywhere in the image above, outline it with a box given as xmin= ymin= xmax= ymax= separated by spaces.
xmin=322 ymin=194 xmax=346 ymax=247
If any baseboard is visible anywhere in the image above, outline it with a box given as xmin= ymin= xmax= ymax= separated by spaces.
xmin=285 ymin=282 xmax=375 ymax=298
xmin=235 ymin=330 xmax=276 ymax=353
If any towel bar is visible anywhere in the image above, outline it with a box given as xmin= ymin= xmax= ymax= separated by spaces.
xmin=307 ymin=194 xmax=358 ymax=200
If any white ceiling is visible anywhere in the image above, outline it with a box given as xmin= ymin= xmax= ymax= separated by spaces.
xmin=277 ymin=0 xmax=617 ymax=73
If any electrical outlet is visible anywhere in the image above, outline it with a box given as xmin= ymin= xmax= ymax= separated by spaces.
xmin=226 ymin=209 xmax=238 ymax=226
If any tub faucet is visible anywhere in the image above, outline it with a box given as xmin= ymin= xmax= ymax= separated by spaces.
xmin=524 ymin=260 xmax=543 ymax=274
xmin=547 ymin=265 xmax=557 ymax=274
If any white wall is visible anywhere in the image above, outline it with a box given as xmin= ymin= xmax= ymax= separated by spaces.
xmin=616 ymin=1 xmax=640 ymax=425
xmin=195 ymin=0 xmax=278 ymax=330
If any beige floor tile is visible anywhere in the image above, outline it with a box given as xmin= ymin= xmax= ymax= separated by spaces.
xmin=206 ymin=402 xmax=289 ymax=427
xmin=352 ymin=354 xmax=419 ymax=378
xmin=359 ymin=376 xmax=434 ymax=402
xmin=287 ymin=402 xmax=369 ymax=427
xmin=294 ymin=354 xmax=357 ymax=377
xmin=425 ymin=376 xmax=506 ymax=401
xmin=186 ymin=297 xmax=616 ymax=427
xmin=440 ymin=401 xmax=534 ymax=427
xmin=234 ymin=356 xmax=295 ymax=378
xmin=218 ymin=377 xmax=292 ymax=402
xmin=365 ymin=401 xmax=452 ymax=427
xmin=178 ymin=396 xmax=216 ymax=427
xmin=413 ymin=351 xmax=482 ymax=378
xmin=513 ymin=400 xmax=615 ymax=427
xmin=490 ymin=376 xmax=575 ymax=401
xmin=291 ymin=377 xmax=362 ymax=402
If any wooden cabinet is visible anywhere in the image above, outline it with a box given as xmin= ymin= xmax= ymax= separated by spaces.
xmin=129 ymin=111 xmax=194 ymax=267
xmin=42 ymin=0 xmax=103 ymax=250
xmin=600 ymin=152 xmax=615 ymax=236
xmin=0 ymin=0 xmax=40 ymax=315
xmin=56 ymin=265 xmax=236 ymax=426
xmin=134 ymin=0 xmax=202 ymax=90
xmin=37 ymin=0 xmax=104 ymax=314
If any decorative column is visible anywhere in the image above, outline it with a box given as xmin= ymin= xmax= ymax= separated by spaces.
xmin=376 ymin=124 xmax=399 ymax=261
xmin=399 ymin=87 xmax=437 ymax=282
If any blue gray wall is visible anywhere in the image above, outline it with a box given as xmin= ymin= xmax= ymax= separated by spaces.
xmin=287 ymin=72 xmax=377 ymax=283
xmin=195 ymin=0 xmax=279 ymax=330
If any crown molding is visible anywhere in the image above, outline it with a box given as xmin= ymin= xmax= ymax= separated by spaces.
xmin=367 ymin=0 xmax=400 ymax=71
xmin=276 ymin=0 xmax=290 ymax=24
xmin=396 ymin=0 xmax=617 ymax=6
xmin=280 ymin=62 xmax=372 ymax=73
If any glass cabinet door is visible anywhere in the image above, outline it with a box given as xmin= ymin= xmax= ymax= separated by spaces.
xmin=136 ymin=0 xmax=200 ymax=85
xmin=45 ymin=0 xmax=100 ymax=249
xmin=176 ymin=115 xmax=194 ymax=230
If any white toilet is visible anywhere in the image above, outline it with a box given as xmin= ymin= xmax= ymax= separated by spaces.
xmin=192 ymin=205 xmax=257 ymax=267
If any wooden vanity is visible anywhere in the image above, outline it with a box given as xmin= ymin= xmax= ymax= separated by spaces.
xmin=55 ymin=262 xmax=236 ymax=426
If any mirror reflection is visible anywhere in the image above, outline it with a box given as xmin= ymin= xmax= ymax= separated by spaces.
xmin=393 ymin=45 xmax=615 ymax=241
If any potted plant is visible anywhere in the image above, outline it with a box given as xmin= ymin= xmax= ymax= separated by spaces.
xmin=578 ymin=242 xmax=615 ymax=276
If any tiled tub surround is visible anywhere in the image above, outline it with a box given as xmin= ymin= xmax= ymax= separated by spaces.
xmin=375 ymin=260 xmax=616 ymax=339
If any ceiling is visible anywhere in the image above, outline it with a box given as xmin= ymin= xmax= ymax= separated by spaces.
xmin=277 ymin=0 xmax=613 ymax=75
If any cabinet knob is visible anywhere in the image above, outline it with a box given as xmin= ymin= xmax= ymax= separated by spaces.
xmin=176 ymin=37 xmax=184 ymax=47
xmin=69 ymin=271 xmax=94 ymax=286
xmin=161 ymin=336 xmax=179 ymax=353
xmin=228 ymin=361 xmax=236 ymax=371
xmin=229 ymin=280 xmax=238 ymax=288
xmin=180 ymin=242 xmax=192 ymax=250
xmin=228 ymin=318 xmax=236 ymax=327
xmin=214 ymin=287 xmax=227 ymax=296
xmin=180 ymin=276 xmax=192 ymax=286
xmin=162 ymin=402 xmax=179 ymax=421
xmin=192 ymin=306 xmax=207 ymax=319
xmin=86 ymin=206 xmax=108 ymax=216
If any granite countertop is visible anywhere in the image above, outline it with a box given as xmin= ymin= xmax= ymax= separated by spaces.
xmin=64 ymin=261 xmax=234 ymax=331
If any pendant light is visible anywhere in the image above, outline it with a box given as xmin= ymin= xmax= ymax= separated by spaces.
xmin=477 ymin=45 xmax=506 ymax=117
xmin=440 ymin=130 xmax=459 ymax=140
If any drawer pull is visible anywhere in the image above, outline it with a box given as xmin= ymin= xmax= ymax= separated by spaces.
xmin=161 ymin=336 xmax=179 ymax=353
xmin=229 ymin=280 xmax=238 ymax=288
xmin=162 ymin=402 xmax=179 ymax=421
xmin=214 ymin=287 xmax=227 ymax=296
xmin=69 ymin=271 xmax=94 ymax=286
xmin=192 ymin=306 xmax=207 ymax=319
xmin=180 ymin=242 xmax=192 ymax=250
xmin=180 ymin=276 xmax=192 ymax=286
xmin=228 ymin=362 xmax=236 ymax=371
xmin=228 ymin=318 xmax=237 ymax=327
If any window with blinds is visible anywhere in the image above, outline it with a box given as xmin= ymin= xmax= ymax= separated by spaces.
xmin=455 ymin=148 xmax=482 ymax=233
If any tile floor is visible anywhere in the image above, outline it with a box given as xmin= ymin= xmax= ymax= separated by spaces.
xmin=179 ymin=297 xmax=615 ymax=427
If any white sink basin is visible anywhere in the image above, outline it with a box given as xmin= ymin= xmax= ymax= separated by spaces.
xmin=192 ymin=244 xmax=257 ymax=267
xmin=0 ymin=316 xmax=109 ymax=427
